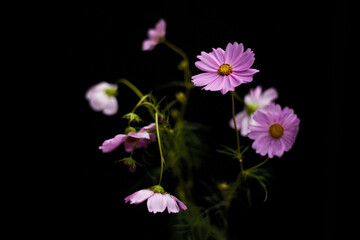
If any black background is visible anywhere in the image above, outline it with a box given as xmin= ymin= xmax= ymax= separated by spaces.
xmin=55 ymin=0 xmax=345 ymax=239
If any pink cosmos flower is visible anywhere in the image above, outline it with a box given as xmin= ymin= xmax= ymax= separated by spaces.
xmin=192 ymin=42 xmax=259 ymax=95
xmin=85 ymin=81 xmax=118 ymax=115
xmin=229 ymin=86 xmax=278 ymax=136
xmin=142 ymin=19 xmax=166 ymax=51
xmin=248 ymin=104 xmax=300 ymax=158
xmin=99 ymin=123 xmax=156 ymax=153
xmin=124 ymin=187 xmax=187 ymax=214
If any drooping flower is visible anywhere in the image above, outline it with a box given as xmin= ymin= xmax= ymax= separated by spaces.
xmin=124 ymin=185 xmax=187 ymax=214
xmin=192 ymin=42 xmax=259 ymax=95
xmin=99 ymin=123 xmax=156 ymax=153
xmin=248 ymin=104 xmax=300 ymax=158
xmin=85 ymin=81 xmax=118 ymax=115
xmin=142 ymin=19 xmax=166 ymax=51
xmin=229 ymin=86 xmax=278 ymax=136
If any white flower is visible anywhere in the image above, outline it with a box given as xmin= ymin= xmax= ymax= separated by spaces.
xmin=229 ymin=86 xmax=278 ymax=136
xmin=86 ymin=81 xmax=118 ymax=115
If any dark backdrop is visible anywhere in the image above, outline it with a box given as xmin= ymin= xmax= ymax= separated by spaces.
xmin=58 ymin=1 xmax=345 ymax=239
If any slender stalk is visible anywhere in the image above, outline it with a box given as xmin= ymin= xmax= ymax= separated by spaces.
xmin=155 ymin=112 xmax=165 ymax=185
xmin=163 ymin=40 xmax=192 ymax=85
xmin=163 ymin=41 xmax=189 ymax=64
xmin=117 ymin=78 xmax=144 ymax=98
xmin=231 ymin=91 xmax=244 ymax=172
xmin=246 ymin=157 xmax=270 ymax=172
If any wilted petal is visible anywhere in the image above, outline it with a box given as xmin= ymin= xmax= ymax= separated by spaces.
xmin=99 ymin=134 xmax=127 ymax=153
xmin=165 ymin=194 xmax=180 ymax=213
xmin=147 ymin=193 xmax=167 ymax=213
xmin=171 ymin=196 xmax=187 ymax=210
xmin=125 ymin=189 xmax=154 ymax=204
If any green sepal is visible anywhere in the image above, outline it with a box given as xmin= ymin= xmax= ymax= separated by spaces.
xmin=124 ymin=126 xmax=137 ymax=134
xmin=151 ymin=185 xmax=165 ymax=194
xmin=122 ymin=113 xmax=142 ymax=124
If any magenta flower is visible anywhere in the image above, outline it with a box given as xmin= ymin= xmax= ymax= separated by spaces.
xmin=248 ymin=104 xmax=300 ymax=158
xmin=142 ymin=19 xmax=166 ymax=51
xmin=192 ymin=42 xmax=259 ymax=95
xmin=124 ymin=186 xmax=187 ymax=214
xmin=99 ymin=123 xmax=156 ymax=153
xmin=229 ymin=86 xmax=278 ymax=136
xmin=85 ymin=82 xmax=118 ymax=115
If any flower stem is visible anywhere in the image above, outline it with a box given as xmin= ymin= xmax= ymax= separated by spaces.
xmin=163 ymin=40 xmax=192 ymax=85
xmin=231 ymin=91 xmax=244 ymax=172
xmin=155 ymin=112 xmax=165 ymax=185
xmin=117 ymin=78 xmax=144 ymax=99
xmin=246 ymin=157 xmax=269 ymax=171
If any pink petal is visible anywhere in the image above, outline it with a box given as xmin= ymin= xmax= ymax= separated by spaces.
xmin=124 ymin=141 xmax=135 ymax=153
xmin=139 ymin=123 xmax=156 ymax=132
xmin=225 ymin=42 xmax=244 ymax=64
xmin=147 ymin=29 xmax=159 ymax=39
xmin=197 ymin=51 xmax=221 ymax=68
xmin=229 ymin=110 xmax=246 ymax=129
xmin=147 ymin=193 xmax=167 ymax=213
xmin=142 ymin=40 xmax=156 ymax=51
xmin=248 ymin=130 xmax=268 ymax=140
xmin=170 ymin=196 xmax=187 ymax=210
xmin=252 ymin=134 xmax=272 ymax=157
xmin=228 ymin=74 xmax=242 ymax=87
xmin=99 ymin=134 xmax=128 ymax=153
xmin=103 ymin=97 xmax=118 ymax=116
xmin=252 ymin=110 xmax=271 ymax=126
xmin=228 ymin=43 xmax=244 ymax=64
xmin=258 ymin=88 xmax=278 ymax=108
xmin=165 ymin=194 xmax=180 ymax=213
xmin=136 ymin=138 xmax=151 ymax=149
xmin=195 ymin=61 xmax=217 ymax=72
xmin=155 ymin=19 xmax=166 ymax=36
xmin=128 ymin=131 xmax=151 ymax=140
xmin=271 ymin=139 xmax=285 ymax=158
xmin=231 ymin=72 xmax=254 ymax=84
xmin=280 ymin=134 xmax=296 ymax=151
xmin=192 ymin=72 xmax=219 ymax=87
xmin=89 ymin=92 xmax=109 ymax=111
xmin=220 ymin=76 xmax=235 ymax=95
xmin=212 ymin=48 xmax=225 ymax=64
xmin=203 ymin=75 xmax=224 ymax=91
xmin=231 ymin=48 xmax=255 ymax=71
xmin=125 ymin=189 xmax=154 ymax=204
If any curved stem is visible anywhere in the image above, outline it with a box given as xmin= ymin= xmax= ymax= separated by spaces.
xmin=163 ymin=40 xmax=192 ymax=85
xmin=246 ymin=157 xmax=270 ymax=172
xmin=231 ymin=91 xmax=244 ymax=172
xmin=117 ymin=78 xmax=144 ymax=99
xmin=155 ymin=112 xmax=165 ymax=185
xmin=131 ymin=94 xmax=157 ymax=119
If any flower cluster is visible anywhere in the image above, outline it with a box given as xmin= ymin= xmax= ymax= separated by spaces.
xmin=84 ymin=18 xmax=300 ymax=238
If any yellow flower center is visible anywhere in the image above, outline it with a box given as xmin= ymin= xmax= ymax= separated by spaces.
xmin=217 ymin=63 xmax=233 ymax=76
xmin=269 ymin=124 xmax=284 ymax=139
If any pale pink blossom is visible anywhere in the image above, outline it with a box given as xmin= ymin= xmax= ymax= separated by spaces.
xmin=85 ymin=82 xmax=118 ymax=115
xmin=125 ymin=188 xmax=187 ymax=214
xmin=142 ymin=19 xmax=166 ymax=51
xmin=229 ymin=86 xmax=278 ymax=136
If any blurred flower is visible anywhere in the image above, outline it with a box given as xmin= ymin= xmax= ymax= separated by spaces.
xmin=99 ymin=123 xmax=156 ymax=153
xmin=229 ymin=86 xmax=278 ymax=136
xmin=86 ymin=82 xmax=118 ymax=115
xmin=248 ymin=104 xmax=300 ymax=158
xmin=124 ymin=186 xmax=187 ymax=214
xmin=142 ymin=19 xmax=166 ymax=51
xmin=192 ymin=42 xmax=259 ymax=95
